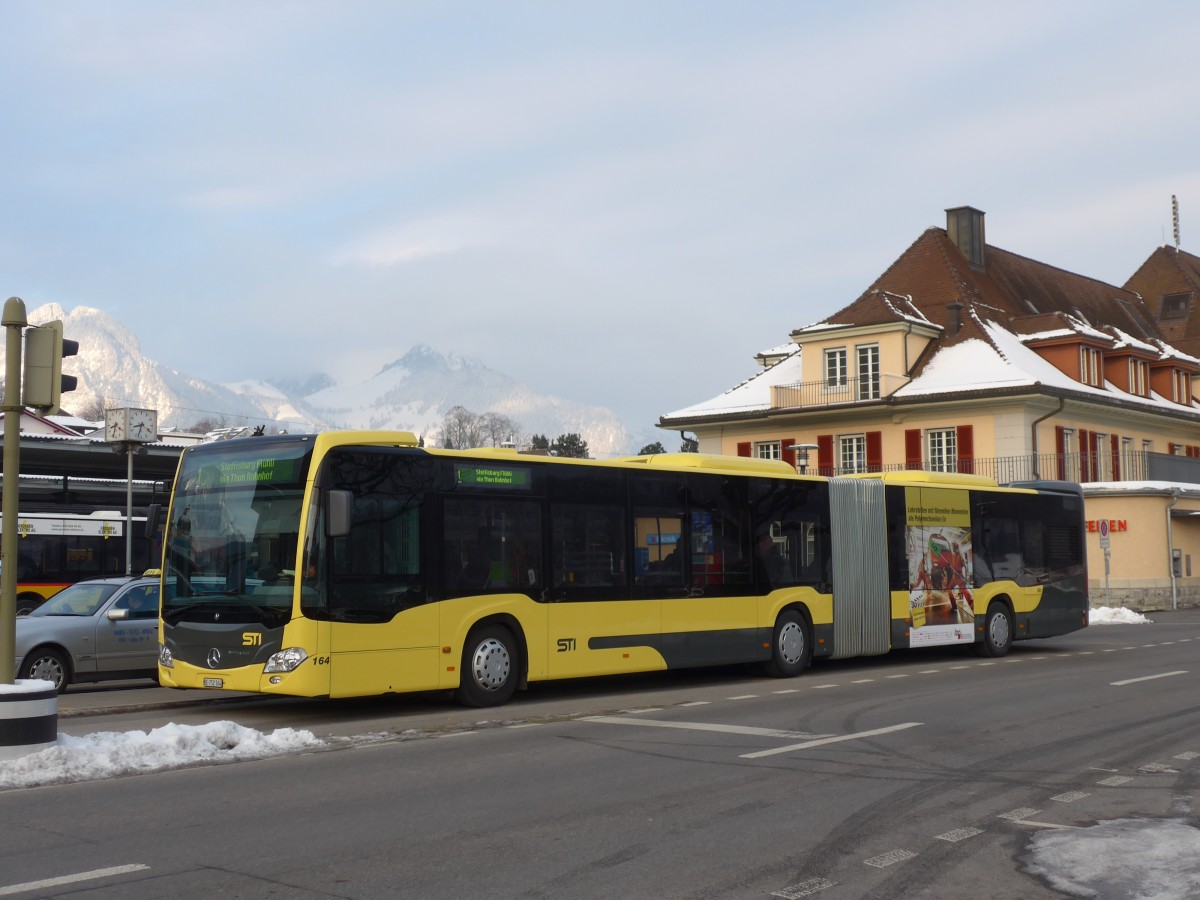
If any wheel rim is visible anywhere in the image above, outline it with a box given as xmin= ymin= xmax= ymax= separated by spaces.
xmin=778 ymin=620 xmax=806 ymax=665
xmin=989 ymin=612 xmax=1011 ymax=648
xmin=470 ymin=638 xmax=511 ymax=692
xmin=28 ymin=655 xmax=65 ymax=691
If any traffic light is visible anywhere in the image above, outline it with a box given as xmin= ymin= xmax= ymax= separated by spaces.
xmin=22 ymin=319 xmax=79 ymax=414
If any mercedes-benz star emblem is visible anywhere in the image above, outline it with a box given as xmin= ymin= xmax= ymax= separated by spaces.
xmin=207 ymin=648 xmax=222 ymax=669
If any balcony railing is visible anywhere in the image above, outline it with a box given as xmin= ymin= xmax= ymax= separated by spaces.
xmin=771 ymin=374 xmax=910 ymax=409
xmin=805 ymin=451 xmax=1166 ymax=484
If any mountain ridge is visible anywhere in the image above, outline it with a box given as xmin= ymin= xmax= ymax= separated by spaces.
xmin=3 ymin=304 xmax=636 ymax=456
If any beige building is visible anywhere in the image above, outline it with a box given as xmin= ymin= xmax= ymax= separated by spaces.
xmin=661 ymin=206 xmax=1200 ymax=610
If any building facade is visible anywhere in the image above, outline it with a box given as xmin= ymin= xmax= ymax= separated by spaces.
xmin=661 ymin=206 xmax=1200 ymax=610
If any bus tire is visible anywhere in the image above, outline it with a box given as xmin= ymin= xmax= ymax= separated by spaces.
xmin=19 ymin=647 xmax=70 ymax=694
xmin=764 ymin=609 xmax=811 ymax=678
xmin=16 ymin=595 xmax=41 ymax=616
xmin=456 ymin=625 xmax=518 ymax=707
xmin=976 ymin=603 xmax=1013 ymax=658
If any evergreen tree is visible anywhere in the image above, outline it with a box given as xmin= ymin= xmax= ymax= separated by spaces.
xmin=680 ymin=433 xmax=699 ymax=453
xmin=638 ymin=441 xmax=666 ymax=455
xmin=550 ymin=432 xmax=589 ymax=458
xmin=529 ymin=434 xmax=550 ymax=450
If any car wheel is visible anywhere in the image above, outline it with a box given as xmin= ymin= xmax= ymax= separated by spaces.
xmin=763 ymin=609 xmax=811 ymax=677
xmin=19 ymin=647 xmax=70 ymax=694
xmin=455 ymin=625 xmax=518 ymax=707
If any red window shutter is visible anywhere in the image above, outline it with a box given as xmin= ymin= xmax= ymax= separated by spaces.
xmin=1111 ymin=434 xmax=1120 ymax=480
xmin=736 ymin=441 xmax=751 ymax=457
xmin=866 ymin=431 xmax=882 ymax=472
xmin=1055 ymin=426 xmax=1066 ymax=480
xmin=817 ymin=434 xmax=834 ymax=475
xmin=904 ymin=429 xmax=922 ymax=470
xmin=781 ymin=437 xmax=797 ymax=469
xmin=1079 ymin=429 xmax=1091 ymax=482
xmin=956 ymin=424 xmax=974 ymax=474
xmin=1168 ymin=442 xmax=1178 ymax=456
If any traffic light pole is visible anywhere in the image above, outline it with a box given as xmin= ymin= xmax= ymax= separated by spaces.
xmin=1 ymin=297 xmax=28 ymax=684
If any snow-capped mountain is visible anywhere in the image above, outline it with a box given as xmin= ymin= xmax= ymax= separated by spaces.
xmin=3 ymin=304 xmax=633 ymax=455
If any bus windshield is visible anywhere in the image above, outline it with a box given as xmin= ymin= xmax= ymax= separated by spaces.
xmin=162 ymin=439 xmax=312 ymax=626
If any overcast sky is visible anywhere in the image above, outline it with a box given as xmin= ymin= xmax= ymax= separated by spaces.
xmin=2 ymin=1 xmax=1198 ymax=432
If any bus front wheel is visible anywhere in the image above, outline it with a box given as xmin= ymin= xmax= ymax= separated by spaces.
xmin=976 ymin=603 xmax=1014 ymax=658
xmin=456 ymin=625 xmax=518 ymax=707
xmin=764 ymin=610 xmax=811 ymax=678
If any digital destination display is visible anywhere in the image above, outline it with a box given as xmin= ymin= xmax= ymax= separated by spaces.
xmin=212 ymin=458 xmax=303 ymax=486
xmin=455 ymin=464 xmax=532 ymax=490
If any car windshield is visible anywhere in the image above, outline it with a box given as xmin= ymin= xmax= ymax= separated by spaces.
xmin=31 ymin=582 xmax=120 ymax=617
xmin=163 ymin=438 xmax=312 ymax=626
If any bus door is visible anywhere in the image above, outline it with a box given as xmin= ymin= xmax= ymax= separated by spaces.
xmin=326 ymin=491 xmax=441 ymax=697
xmin=546 ymin=479 xmax=658 ymax=679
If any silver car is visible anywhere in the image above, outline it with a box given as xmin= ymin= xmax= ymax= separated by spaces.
xmin=15 ymin=574 xmax=160 ymax=693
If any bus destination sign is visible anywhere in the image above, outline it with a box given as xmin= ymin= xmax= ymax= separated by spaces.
xmin=455 ymin=464 xmax=531 ymax=490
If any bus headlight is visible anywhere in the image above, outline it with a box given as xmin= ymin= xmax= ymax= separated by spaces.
xmin=159 ymin=644 xmax=174 ymax=668
xmin=263 ymin=647 xmax=309 ymax=673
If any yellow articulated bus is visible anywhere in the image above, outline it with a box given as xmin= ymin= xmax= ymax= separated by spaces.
xmin=157 ymin=431 xmax=1087 ymax=706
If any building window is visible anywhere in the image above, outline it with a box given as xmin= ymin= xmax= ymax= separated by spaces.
xmin=1128 ymin=359 xmax=1148 ymax=396
xmin=755 ymin=441 xmax=781 ymax=460
xmin=856 ymin=344 xmax=880 ymax=400
xmin=1173 ymin=370 xmax=1192 ymax=404
xmin=1161 ymin=292 xmax=1192 ymax=321
xmin=838 ymin=434 xmax=866 ymax=474
xmin=1079 ymin=347 xmax=1102 ymax=387
xmin=1060 ymin=427 xmax=1080 ymax=482
xmin=926 ymin=428 xmax=957 ymax=473
xmin=824 ymin=348 xmax=847 ymax=387
xmin=1094 ymin=432 xmax=1109 ymax=481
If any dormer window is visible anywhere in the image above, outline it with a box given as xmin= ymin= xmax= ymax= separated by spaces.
xmin=1174 ymin=369 xmax=1193 ymax=404
xmin=1161 ymin=292 xmax=1192 ymax=321
xmin=1080 ymin=346 xmax=1102 ymax=387
xmin=1128 ymin=359 xmax=1148 ymax=396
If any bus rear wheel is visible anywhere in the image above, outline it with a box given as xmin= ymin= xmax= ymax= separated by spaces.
xmin=976 ymin=603 xmax=1013 ymax=658
xmin=764 ymin=610 xmax=810 ymax=678
xmin=456 ymin=625 xmax=518 ymax=707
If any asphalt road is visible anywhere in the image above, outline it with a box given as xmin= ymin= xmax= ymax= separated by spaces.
xmin=4 ymin=610 xmax=1200 ymax=899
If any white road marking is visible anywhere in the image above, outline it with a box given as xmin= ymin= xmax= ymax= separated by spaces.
xmin=773 ymin=689 xmax=801 ymax=695
xmin=864 ymin=849 xmax=917 ymax=868
xmin=936 ymin=827 xmax=983 ymax=843
xmin=1111 ymin=671 xmax=1188 ymax=686
xmin=728 ymin=694 xmax=759 ymax=700
xmin=740 ymin=722 xmax=923 ymax=759
xmin=1051 ymin=791 xmax=1089 ymax=803
xmin=583 ymin=716 xmax=833 ymax=740
xmin=0 ymin=865 xmax=149 ymax=897
xmin=680 ymin=700 xmax=710 ymax=706
xmin=1175 ymin=751 xmax=1200 ymax=760
xmin=1097 ymin=776 xmax=1132 ymax=786
xmin=772 ymin=877 xmax=837 ymax=898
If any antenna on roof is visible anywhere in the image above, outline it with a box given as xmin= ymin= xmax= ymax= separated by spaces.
xmin=1172 ymin=194 xmax=1181 ymax=251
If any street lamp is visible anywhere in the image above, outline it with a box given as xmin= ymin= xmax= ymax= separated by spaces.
xmin=786 ymin=442 xmax=820 ymax=475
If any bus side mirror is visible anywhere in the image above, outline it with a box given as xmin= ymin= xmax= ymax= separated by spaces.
xmin=144 ymin=504 xmax=162 ymax=538
xmin=327 ymin=490 xmax=353 ymax=538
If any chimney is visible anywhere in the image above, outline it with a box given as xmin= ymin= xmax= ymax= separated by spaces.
xmin=946 ymin=206 xmax=986 ymax=270
xmin=946 ymin=302 xmax=963 ymax=337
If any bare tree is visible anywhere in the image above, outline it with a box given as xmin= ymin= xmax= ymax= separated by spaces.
xmin=479 ymin=411 xmax=521 ymax=447
xmin=439 ymin=406 xmax=486 ymax=449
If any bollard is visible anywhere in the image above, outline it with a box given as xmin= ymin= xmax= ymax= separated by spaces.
xmin=0 ymin=679 xmax=58 ymax=761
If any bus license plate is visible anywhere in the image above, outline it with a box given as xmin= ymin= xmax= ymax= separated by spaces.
xmin=203 ymin=677 xmax=224 ymax=688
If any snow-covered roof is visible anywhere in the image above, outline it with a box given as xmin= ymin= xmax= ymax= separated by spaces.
xmin=662 ymin=349 xmax=803 ymax=420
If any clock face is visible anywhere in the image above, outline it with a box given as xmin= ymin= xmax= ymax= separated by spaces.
xmin=104 ymin=408 xmax=126 ymax=442
xmin=129 ymin=409 xmax=157 ymax=442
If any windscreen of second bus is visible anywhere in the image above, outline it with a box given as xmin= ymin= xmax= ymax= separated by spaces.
xmin=163 ymin=440 xmax=311 ymax=622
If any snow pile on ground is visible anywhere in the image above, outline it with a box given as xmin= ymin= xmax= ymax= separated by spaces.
xmin=0 ymin=721 xmax=325 ymax=789
xmin=1089 ymin=606 xmax=1153 ymax=625
xmin=1024 ymin=817 xmax=1200 ymax=898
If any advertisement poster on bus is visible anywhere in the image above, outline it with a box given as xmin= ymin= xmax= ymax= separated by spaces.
xmin=905 ymin=487 xmax=974 ymax=647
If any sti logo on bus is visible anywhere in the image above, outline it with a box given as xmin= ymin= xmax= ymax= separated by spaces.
xmin=242 ymin=632 xmax=262 ymax=647
xmin=556 ymin=638 xmax=576 ymax=653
